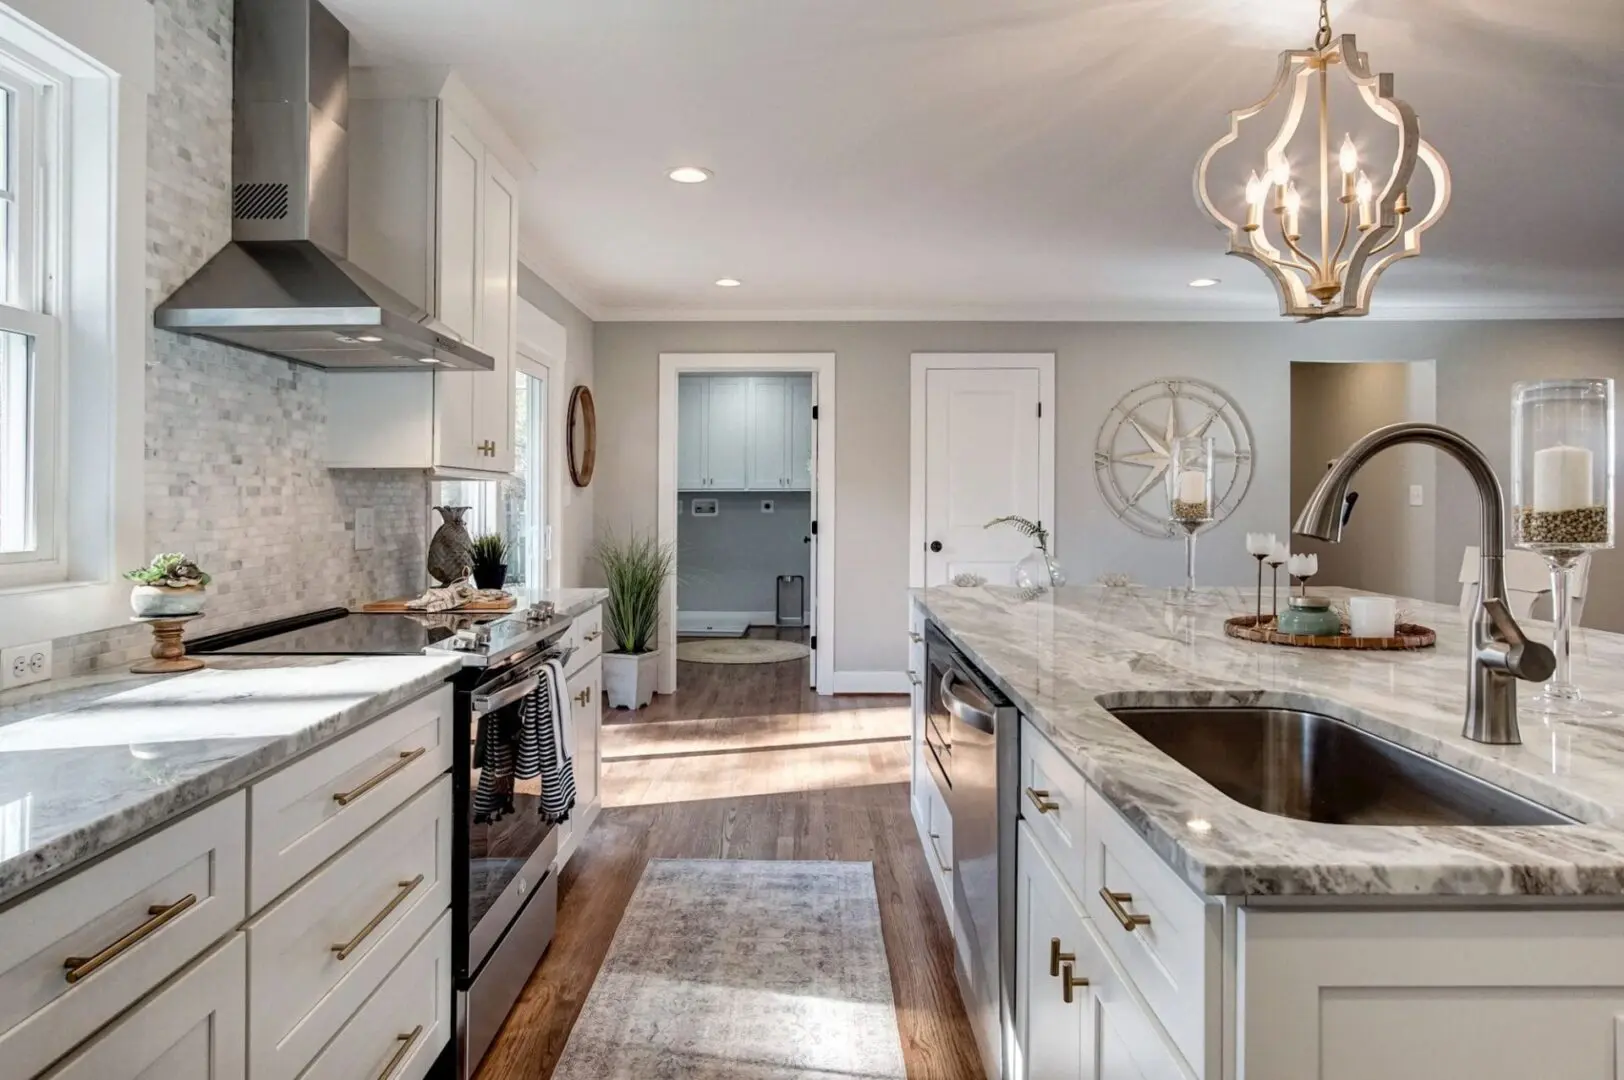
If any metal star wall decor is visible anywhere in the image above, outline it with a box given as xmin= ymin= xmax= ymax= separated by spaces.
xmin=1094 ymin=378 xmax=1255 ymax=538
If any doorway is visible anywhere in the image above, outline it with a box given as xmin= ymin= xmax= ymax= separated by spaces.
xmin=657 ymin=353 xmax=836 ymax=696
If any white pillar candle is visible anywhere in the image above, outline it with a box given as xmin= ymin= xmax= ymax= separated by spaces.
xmin=1176 ymin=469 xmax=1207 ymax=504
xmin=1532 ymin=445 xmax=1594 ymax=512
xmin=1349 ymin=596 xmax=1398 ymax=638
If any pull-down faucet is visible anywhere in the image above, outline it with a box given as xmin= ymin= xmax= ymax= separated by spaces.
xmin=1293 ymin=423 xmax=1554 ymax=745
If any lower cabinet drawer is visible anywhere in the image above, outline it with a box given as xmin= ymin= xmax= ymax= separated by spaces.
xmin=0 ymin=794 xmax=247 ymax=1080
xmin=245 ymin=775 xmax=452 ymax=1080
xmin=1020 ymin=717 xmax=1090 ymax=904
xmin=299 ymin=910 xmax=452 ymax=1080
xmin=40 ymin=934 xmax=246 ymax=1080
xmin=563 ymin=604 xmax=604 ymax=672
xmin=1082 ymin=787 xmax=1218 ymax=1077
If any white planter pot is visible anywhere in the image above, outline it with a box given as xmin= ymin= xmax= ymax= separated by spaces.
xmin=602 ymin=650 xmax=659 ymax=710
xmin=130 ymin=584 xmax=207 ymax=617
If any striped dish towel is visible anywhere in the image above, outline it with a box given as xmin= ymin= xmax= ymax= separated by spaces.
xmin=516 ymin=658 xmax=576 ymax=824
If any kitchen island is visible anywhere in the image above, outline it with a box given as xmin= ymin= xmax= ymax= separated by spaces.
xmin=911 ymin=584 xmax=1624 ymax=1080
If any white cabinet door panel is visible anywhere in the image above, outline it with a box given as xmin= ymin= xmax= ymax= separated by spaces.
xmin=705 ymin=376 xmax=752 ymax=489
xmin=478 ymin=154 xmax=518 ymax=473
xmin=678 ymin=377 xmax=708 ymax=489
xmin=572 ymin=658 xmax=602 ymax=816
xmin=433 ymin=106 xmax=486 ymax=471
xmin=1015 ymin=822 xmax=1086 ymax=1080
xmin=747 ymin=376 xmax=788 ymax=490
xmin=788 ymin=375 xmax=814 ymax=490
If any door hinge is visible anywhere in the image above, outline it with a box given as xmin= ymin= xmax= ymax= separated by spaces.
xmin=1037 ymin=401 xmax=1043 ymax=418
xmin=810 ymin=635 xmax=817 ymax=650
xmin=812 ymin=405 xmax=819 ymax=420
xmin=811 ymin=520 xmax=818 ymax=535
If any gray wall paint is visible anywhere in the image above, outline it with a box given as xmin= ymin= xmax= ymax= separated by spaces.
xmin=1290 ymin=361 xmax=1439 ymax=601
xmin=595 ymin=318 xmax=1624 ymax=675
xmin=677 ymin=492 xmax=811 ymax=615
xmin=517 ymin=264 xmax=596 ymax=586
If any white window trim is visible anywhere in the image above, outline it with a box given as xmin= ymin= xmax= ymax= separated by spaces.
xmin=517 ymin=298 xmax=566 ymax=593
xmin=0 ymin=0 xmax=153 ymax=647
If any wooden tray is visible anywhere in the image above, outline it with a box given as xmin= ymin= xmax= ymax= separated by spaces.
xmin=360 ymin=595 xmax=517 ymax=613
xmin=1223 ymin=614 xmax=1436 ymax=651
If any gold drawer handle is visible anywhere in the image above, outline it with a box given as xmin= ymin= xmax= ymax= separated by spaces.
xmin=1049 ymin=937 xmax=1075 ymax=978
xmin=1099 ymin=888 xmax=1151 ymax=932
xmin=1060 ymin=961 xmax=1090 ymax=1004
xmin=333 ymin=748 xmax=426 ymax=807
xmin=928 ymin=833 xmax=951 ymax=874
xmin=332 ymin=875 xmax=424 ymax=961
xmin=582 ymin=629 xmax=601 ymax=642
xmin=1025 ymin=787 xmax=1060 ymax=814
xmin=574 ymin=686 xmax=593 ymax=707
xmin=64 ymin=894 xmax=198 ymax=984
xmin=377 ymin=1024 xmax=424 ymax=1080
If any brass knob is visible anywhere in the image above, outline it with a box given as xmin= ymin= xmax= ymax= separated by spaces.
xmin=1060 ymin=962 xmax=1089 ymax=1004
xmin=1049 ymin=937 xmax=1075 ymax=978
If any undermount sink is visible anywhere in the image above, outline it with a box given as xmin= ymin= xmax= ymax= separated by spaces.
xmin=1108 ymin=706 xmax=1575 ymax=827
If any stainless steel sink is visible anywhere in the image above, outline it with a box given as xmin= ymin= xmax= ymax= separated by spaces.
xmin=1108 ymin=706 xmax=1575 ymax=827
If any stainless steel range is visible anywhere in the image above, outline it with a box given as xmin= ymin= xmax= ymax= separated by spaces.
xmin=191 ymin=603 xmax=575 ymax=1079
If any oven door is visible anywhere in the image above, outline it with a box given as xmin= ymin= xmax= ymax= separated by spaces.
xmin=458 ymin=656 xmax=560 ymax=979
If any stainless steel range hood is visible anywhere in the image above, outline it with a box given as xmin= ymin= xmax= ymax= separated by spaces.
xmin=155 ymin=0 xmax=494 ymax=373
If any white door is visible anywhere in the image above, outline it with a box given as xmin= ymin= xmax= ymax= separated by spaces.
xmin=788 ymin=376 xmax=814 ymax=490
xmin=924 ymin=367 xmax=1043 ymax=586
xmin=677 ymin=376 xmax=708 ymax=489
xmin=747 ymin=376 xmax=788 ymax=490
xmin=478 ymin=154 xmax=519 ymax=472
xmin=706 ymin=376 xmax=752 ymax=489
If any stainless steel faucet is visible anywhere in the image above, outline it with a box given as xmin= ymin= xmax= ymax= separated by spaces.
xmin=1292 ymin=422 xmax=1554 ymax=745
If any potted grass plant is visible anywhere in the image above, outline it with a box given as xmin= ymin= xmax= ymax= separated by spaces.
xmin=470 ymin=533 xmax=509 ymax=590
xmin=594 ymin=530 xmax=675 ymax=709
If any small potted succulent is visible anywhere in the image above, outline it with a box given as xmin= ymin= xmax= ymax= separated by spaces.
xmin=470 ymin=533 xmax=509 ymax=591
xmin=124 ymin=553 xmax=212 ymax=617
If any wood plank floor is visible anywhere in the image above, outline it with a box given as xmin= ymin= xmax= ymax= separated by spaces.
xmin=472 ymin=784 xmax=987 ymax=1080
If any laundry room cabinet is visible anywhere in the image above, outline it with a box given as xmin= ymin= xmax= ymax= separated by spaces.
xmin=679 ymin=374 xmax=813 ymax=492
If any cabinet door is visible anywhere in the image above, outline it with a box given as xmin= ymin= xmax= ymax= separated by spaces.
xmin=746 ymin=376 xmax=788 ymax=490
xmin=677 ymin=377 xmax=708 ymax=489
xmin=570 ymin=658 xmax=602 ymax=814
xmin=478 ymin=153 xmax=519 ymax=473
xmin=433 ymin=105 xmax=487 ymax=471
xmin=1085 ymin=929 xmax=1192 ymax=1080
xmin=41 ymin=937 xmax=246 ymax=1080
xmin=788 ymin=375 xmax=814 ymax=490
xmin=705 ymin=376 xmax=751 ymax=489
xmin=1016 ymin=822 xmax=1086 ymax=1080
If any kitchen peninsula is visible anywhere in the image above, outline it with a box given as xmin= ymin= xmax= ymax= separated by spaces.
xmin=911 ymin=583 xmax=1624 ymax=1080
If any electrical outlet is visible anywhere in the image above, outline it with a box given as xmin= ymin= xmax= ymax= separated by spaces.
xmin=2 ymin=641 xmax=52 ymax=689
xmin=355 ymin=507 xmax=376 ymax=550
xmin=1409 ymin=484 xmax=1425 ymax=507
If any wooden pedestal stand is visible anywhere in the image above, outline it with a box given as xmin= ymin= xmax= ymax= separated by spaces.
xmin=130 ymin=615 xmax=205 ymax=674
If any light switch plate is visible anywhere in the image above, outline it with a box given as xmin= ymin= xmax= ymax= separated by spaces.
xmin=2 ymin=641 xmax=52 ymax=689
xmin=354 ymin=507 xmax=376 ymax=550
xmin=1409 ymin=484 xmax=1424 ymax=507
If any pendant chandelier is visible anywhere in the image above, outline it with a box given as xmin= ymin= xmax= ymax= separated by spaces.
xmin=1193 ymin=0 xmax=1451 ymax=319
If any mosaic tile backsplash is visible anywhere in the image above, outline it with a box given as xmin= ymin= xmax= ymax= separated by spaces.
xmin=56 ymin=0 xmax=428 ymax=675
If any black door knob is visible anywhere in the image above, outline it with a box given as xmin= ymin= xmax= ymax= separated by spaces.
xmin=929 ymin=541 xmax=943 ymax=553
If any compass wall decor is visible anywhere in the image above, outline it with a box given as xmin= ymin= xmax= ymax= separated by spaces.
xmin=1094 ymin=378 xmax=1255 ymax=538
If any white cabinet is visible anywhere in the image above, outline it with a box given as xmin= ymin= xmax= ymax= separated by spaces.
xmin=555 ymin=603 xmax=606 ymax=870
xmin=333 ymin=73 xmax=521 ymax=474
xmin=788 ymin=375 xmax=814 ymax=490
xmin=677 ymin=375 xmax=813 ymax=491
xmin=747 ymin=376 xmax=789 ymax=490
xmin=677 ymin=378 xmax=709 ymax=490
xmin=705 ymin=376 xmax=751 ymax=489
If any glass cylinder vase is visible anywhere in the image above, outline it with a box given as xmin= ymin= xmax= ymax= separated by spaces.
xmin=1511 ymin=378 xmax=1615 ymax=717
xmin=1167 ymin=435 xmax=1216 ymax=605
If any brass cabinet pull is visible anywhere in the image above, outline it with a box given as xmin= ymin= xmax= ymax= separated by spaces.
xmin=574 ymin=686 xmax=593 ymax=707
xmin=63 ymin=894 xmax=198 ymax=984
xmin=928 ymin=833 xmax=951 ymax=874
xmin=1099 ymin=888 xmax=1152 ymax=932
xmin=377 ymin=1025 xmax=424 ymax=1080
xmin=332 ymin=875 xmax=424 ymax=960
xmin=908 ymin=631 xmax=923 ymax=643
xmin=583 ymin=629 xmax=601 ymax=642
xmin=333 ymin=748 xmax=426 ymax=807
xmin=1049 ymin=937 xmax=1075 ymax=978
xmin=1060 ymin=962 xmax=1089 ymax=1004
xmin=1025 ymin=787 xmax=1060 ymax=814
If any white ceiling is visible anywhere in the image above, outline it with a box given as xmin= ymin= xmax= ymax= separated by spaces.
xmin=327 ymin=0 xmax=1624 ymax=321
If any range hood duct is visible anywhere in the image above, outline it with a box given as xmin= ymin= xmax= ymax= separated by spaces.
xmin=155 ymin=0 xmax=494 ymax=373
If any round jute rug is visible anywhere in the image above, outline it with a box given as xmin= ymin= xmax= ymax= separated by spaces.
xmin=676 ymin=639 xmax=812 ymax=665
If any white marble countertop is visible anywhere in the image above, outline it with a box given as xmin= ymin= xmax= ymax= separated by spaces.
xmin=916 ymin=584 xmax=1624 ymax=898
xmin=0 ymin=653 xmax=462 ymax=905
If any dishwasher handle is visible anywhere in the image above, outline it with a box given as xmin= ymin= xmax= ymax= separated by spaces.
xmin=941 ymin=670 xmax=996 ymax=735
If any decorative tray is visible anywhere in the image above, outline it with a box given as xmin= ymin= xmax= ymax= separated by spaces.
xmin=1223 ymin=614 xmax=1436 ymax=651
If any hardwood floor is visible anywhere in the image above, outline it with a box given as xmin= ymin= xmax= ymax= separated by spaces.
xmin=472 ymin=784 xmax=987 ymax=1080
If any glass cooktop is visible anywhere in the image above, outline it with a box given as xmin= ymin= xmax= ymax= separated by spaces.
xmin=190 ymin=608 xmax=500 ymax=656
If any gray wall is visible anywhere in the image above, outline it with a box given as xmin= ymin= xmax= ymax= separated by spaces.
xmin=594 ymin=319 xmax=1624 ymax=676
xmin=677 ymin=492 xmax=812 ymax=615
xmin=1291 ymin=361 xmax=1438 ymax=600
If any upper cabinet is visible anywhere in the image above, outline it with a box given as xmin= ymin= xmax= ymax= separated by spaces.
xmin=679 ymin=374 xmax=813 ymax=492
xmin=329 ymin=70 xmax=523 ymax=475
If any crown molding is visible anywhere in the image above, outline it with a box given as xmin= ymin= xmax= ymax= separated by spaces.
xmin=516 ymin=233 xmax=605 ymax=322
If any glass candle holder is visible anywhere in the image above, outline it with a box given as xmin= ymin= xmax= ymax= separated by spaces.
xmin=1511 ymin=378 xmax=1616 ymax=717
xmin=1167 ymin=435 xmax=1216 ymax=605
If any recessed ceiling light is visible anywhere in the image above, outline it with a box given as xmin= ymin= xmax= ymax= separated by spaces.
xmin=714 ymin=278 xmax=742 ymax=288
xmin=1189 ymin=277 xmax=1221 ymax=288
xmin=667 ymin=166 xmax=713 ymax=184
xmin=357 ymin=334 xmax=382 ymax=343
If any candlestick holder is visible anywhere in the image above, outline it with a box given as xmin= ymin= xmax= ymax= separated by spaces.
xmin=1167 ymin=435 xmax=1217 ymax=606
xmin=1265 ymin=544 xmax=1287 ymax=624
xmin=1512 ymin=378 xmax=1616 ymax=719
xmin=1246 ymin=533 xmax=1276 ymax=626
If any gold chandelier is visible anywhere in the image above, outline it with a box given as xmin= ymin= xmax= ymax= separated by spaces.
xmin=1194 ymin=0 xmax=1450 ymax=319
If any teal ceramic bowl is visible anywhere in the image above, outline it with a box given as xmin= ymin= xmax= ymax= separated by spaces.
xmin=1277 ymin=596 xmax=1341 ymax=637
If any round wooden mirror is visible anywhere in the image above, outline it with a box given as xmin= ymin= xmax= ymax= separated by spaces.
xmin=568 ymin=385 xmax=596 ymax=488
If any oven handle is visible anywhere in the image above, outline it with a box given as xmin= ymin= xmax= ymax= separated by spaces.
xmin=470 ymin=646 xmax=577 ymax=714
xmin=941 ymin=670 xmax=996 ymax=735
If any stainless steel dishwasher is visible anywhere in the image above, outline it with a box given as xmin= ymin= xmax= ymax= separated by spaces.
xmin=926 ymin=623 xmax=1018 ymax=1080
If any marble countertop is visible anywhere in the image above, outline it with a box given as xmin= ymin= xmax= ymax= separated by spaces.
xmin=0 ymin=653 xmax=462 ymax=905
xmin=917 ymin=584 xmax=1624 ymax=898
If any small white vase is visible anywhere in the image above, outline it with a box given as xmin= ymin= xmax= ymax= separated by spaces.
xmin=602 ymin=650 xmax=659 ymax=710
xmin=130 ymin=583 xmax=207 ymax=617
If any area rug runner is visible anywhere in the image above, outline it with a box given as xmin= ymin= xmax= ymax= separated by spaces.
xmin=552 ymin=859 xmax=908 ymax=1079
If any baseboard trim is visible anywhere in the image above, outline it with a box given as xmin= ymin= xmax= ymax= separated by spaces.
xmin=831 ymin=670 xmax=912 ymax=695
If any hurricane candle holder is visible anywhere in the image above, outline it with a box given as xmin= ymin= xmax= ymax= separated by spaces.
xmin=1246 ymin=532 xmax=1276 ymax=624
xmin=1512 ymin=378 xmax=1616 ymax=718
xmin=1167 ymin=435 xmax=1217 ymax=605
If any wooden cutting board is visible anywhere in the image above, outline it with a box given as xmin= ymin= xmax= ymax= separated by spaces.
xmin=360 ymin=595 xmax=518 ymax=613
